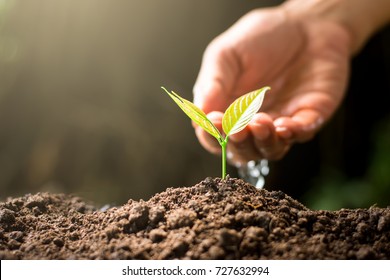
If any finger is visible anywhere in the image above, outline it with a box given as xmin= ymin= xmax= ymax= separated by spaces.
xmin=273 ymin=108 xmax=324 ymax=143
xmin=226 ymin=133 xmax=262 ymax=166
xmin=194 ymin=111 xmax=223 ymax=155
xmin=248 ymin=113 xmax=274 ymax=143
xmin=195 ymin=127 xmax=221 ymax=155
xmin=228 ymin=129 xmax=290 ymax=162
xmin=249 ymin=113 xmax=292 ymax=160
xmin=274 ymin=117 xmax=295 ymax=141
xmin=226 ymin=113 xmax=272 ymax=164
xmin=291 ymin=108 xmax=324 ymax=142
xmin=227 ymin=112 xmax=289 ymax=163
xmin=228 ymin=127 xmax=250 ymax=143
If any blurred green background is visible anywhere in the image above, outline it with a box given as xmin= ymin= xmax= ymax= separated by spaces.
xmin=0 ymin=0 xmax=389 ymax=209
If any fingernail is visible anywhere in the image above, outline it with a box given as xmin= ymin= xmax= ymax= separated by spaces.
xmin=251 ymin=123 xmax=270 ymax=141
xmin=274 ymin=118 xmax=285 ymax=127
xmin=276 ymin=126 xmax=292 ymax=139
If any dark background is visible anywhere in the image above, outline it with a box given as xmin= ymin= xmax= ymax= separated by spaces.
xmin=0 ymin=0 xmax=389 ymax=209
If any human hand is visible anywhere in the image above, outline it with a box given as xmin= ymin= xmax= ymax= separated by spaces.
xmin=193 ymin=5 xmax=352 ymax=165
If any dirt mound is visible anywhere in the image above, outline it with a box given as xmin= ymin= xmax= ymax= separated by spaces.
xmin=1 ymin=177 xmax=389 ymax=259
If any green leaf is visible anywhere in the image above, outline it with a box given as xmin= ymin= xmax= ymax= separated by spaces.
xmin=222 ymin=86 xmax=270 ymax=137
xmin=161 ymin=87 xmax=222 ymax=141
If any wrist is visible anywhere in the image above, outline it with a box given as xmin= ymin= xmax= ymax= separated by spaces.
xmin=282 ymin=0 xmax=390 ymax=54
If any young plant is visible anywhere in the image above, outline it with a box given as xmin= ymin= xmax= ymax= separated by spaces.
xmin=162 ymin=86 xmax=270 ymax=179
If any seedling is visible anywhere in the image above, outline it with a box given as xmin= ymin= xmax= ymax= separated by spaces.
xmin=162 ymin=86 xmax=270 ymax=179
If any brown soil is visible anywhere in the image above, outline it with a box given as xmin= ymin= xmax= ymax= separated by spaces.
xmin=1 ymin=177 xmax=389 ymax=260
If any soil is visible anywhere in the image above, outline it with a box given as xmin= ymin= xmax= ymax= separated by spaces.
xmin=1 ymin=177 xmax=389 ymax=260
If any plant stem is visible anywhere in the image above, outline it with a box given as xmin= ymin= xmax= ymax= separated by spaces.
xmin=221 ymin=138 xmax=228 ymax=179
